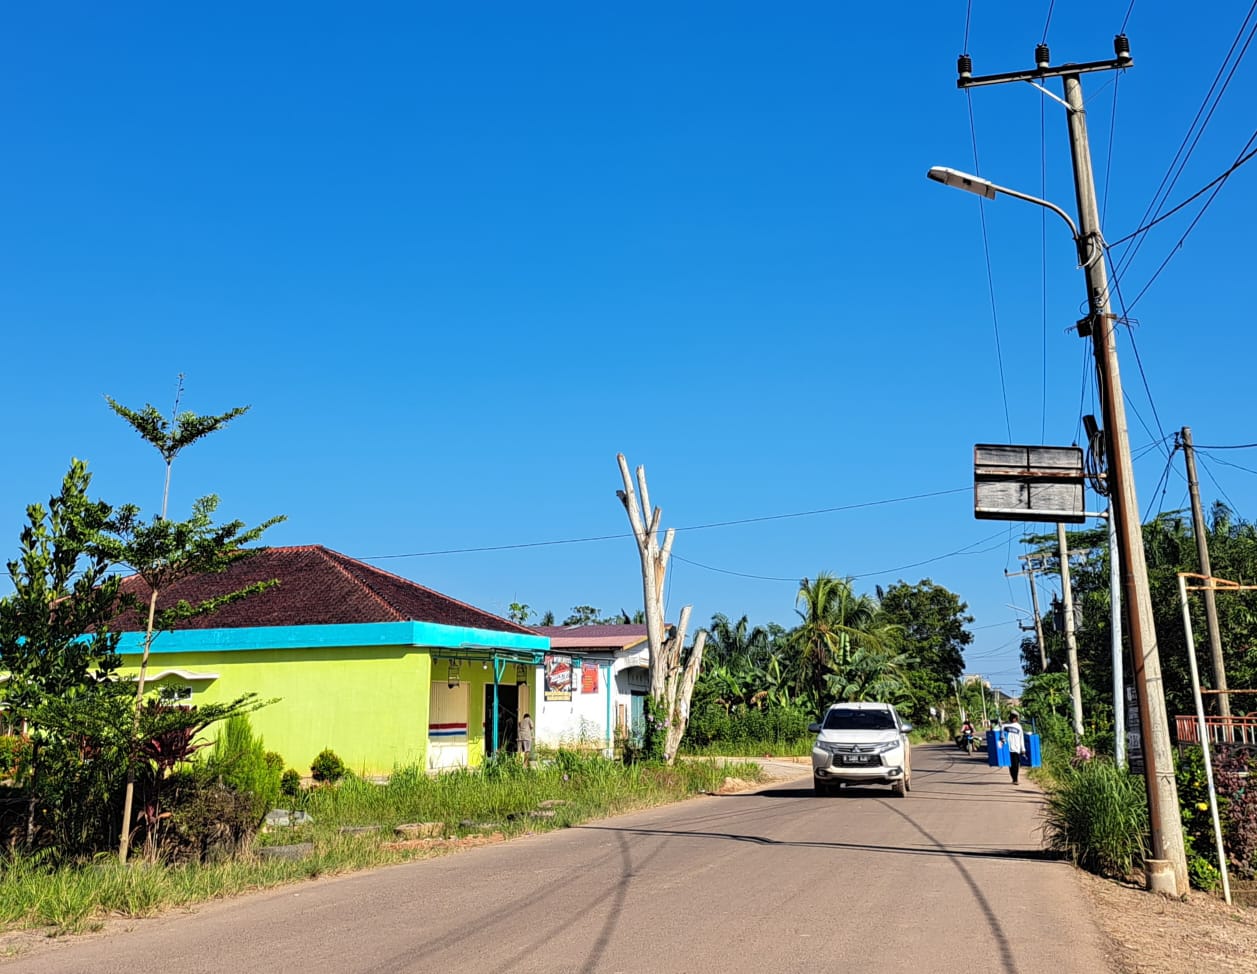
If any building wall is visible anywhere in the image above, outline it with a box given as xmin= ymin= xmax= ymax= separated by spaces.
xmin=119 ymin=645 xmax=433 ymax=777
xmin=536 ymin=661 xmax=615 ymax=752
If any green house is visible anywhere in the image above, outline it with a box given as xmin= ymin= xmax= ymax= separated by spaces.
xmin=112 ymin=545 xmax=547 ymax=777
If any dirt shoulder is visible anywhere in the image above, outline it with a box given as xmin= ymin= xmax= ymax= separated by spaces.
xmin=1078 ymin=869 xmax=1257 ymax=973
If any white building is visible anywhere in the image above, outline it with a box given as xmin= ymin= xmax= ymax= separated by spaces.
xmin=531 ymin=625 xmax=665 ymax=755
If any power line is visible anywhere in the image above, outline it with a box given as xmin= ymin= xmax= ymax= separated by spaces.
xmin=1040 ymin=0 xmax=1056 ymax=44
xmin=1197 ymin=452 xmax=1257 ymax=476
xmin=670 ymin=528 xmax=1011 ymax=585
xmin=853 ymin=531 xmax=1010 ymax=580
xmin=1193 ymin=441 xmax=1257 ymax=451
xmin=360 ymin=487 xmax=971 ymax=561
xmin=1120 ymin=0 xmax=1137 ymax=34
xmin=1194 ymin=453 xmax=1245 ymax=520
xmin=1122 ymin=131 xmax=1257 ymax=314
xmin=1106 ymin=139 xmax=1257 ymax=249
xmin=967 ymin=90 xmax=1014 ymax=441
xmin=1112 ymin=1 xmax=1257 ymax=282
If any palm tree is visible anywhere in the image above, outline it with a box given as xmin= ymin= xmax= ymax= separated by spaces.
xmin=827 ymin=645 xmax=916 ymax=704
xmin=705 ymin=613 xmax=770 ymax=668
xmin=793 ymin=574 xmax=895 ymax=707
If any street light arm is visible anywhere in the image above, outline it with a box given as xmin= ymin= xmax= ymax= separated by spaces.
xmin=926 ymin=165 xmax=1080 ymax=241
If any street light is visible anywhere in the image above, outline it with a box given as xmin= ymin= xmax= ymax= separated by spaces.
xmin=926 ymin=166 xmax=1080 ymax=242
xmin=927 ymin=145 xmax=1188 ymax=893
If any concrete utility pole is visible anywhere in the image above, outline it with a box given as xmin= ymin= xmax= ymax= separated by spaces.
xmin=949 ymin=38 xmax=1188 ymax=894
xmin=1180 ymin=426 xmax=1231 ymax=718
xmin=1056 ymin=524 xmax=1085 ymax=739
xmin=1063 ymin=67 xmax=1186 ymax=896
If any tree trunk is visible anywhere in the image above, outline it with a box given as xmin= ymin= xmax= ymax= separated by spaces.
xmin=616 ymin=455 xmax=706 ymax=763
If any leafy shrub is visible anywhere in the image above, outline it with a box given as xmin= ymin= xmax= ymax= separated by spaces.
xmin=280 ymin=768 xmax=303 ymax=799
xmin=1042 ymin=757 xmax=1148 ymax=877
xmin=1176 ymin=744 xmax=1257 ymax=883
xmin=680 ymin=700 xmax=812 ymax=755
xmin=1214 ymin=746 xmax=1257 ymax=879
xmin=206 ymin=716 xmax=283 ymax=826
xmin=310 ymin=748 xmax=346 ymax=783
xmin=0 ymin=735 xmax=31 ymax=781
xmin=161 ymin=767 xmax=259 ymax=863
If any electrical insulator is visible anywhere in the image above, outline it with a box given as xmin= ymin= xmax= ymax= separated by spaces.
xmin=1035 ymin=44 xmax=1051 ymax=70
xmin=957 ymin=53 xmax=973 ymax=79
xmin=1114 ymin=34 xmax=1132 ymax=62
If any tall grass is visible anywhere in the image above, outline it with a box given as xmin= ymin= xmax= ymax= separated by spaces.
xmin=1041 ymin=757 xmax=1148 ymax=877
xmin=0 ymin=753 xmax=760 ymax=935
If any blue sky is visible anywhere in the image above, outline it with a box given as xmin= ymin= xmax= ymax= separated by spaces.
xmin=3 ymin=3 xmax=1255 ymax=697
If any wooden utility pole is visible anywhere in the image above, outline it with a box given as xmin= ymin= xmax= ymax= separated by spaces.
xmin=1056 ymin=524 xmax=1085 ymax=739
xmin=1180 ymin=427 xmax=1231 ymax=718
xmin=1007 ymin=560 xmax=1048 ymax=671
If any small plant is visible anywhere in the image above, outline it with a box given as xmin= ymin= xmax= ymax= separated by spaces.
xmin=1042 ymin=757 xmax=1148 ymax=878
xmin=280 ymin=768 xmax=303 ymax=799
xmin=310 ymin=749 xmax=346 ymax=784
xmin=206 ymin=716 xmax=284 ymax=826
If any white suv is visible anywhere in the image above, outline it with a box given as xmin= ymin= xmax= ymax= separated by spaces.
xmin=809 ymin=702 xmax=913 ymax=797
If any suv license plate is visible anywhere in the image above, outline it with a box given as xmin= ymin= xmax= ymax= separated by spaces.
xmin=840 ymin=755 xmax=871 ymax=765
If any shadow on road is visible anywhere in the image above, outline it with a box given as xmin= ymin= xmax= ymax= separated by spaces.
xmin=574 ymin=821 xmax=1062 ymax=865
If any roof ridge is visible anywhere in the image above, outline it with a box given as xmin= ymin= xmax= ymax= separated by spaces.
xmin=317 ymin=546 xmax=535 ymax=635
xmin=311 ymin=546 xmax=406 ymax=622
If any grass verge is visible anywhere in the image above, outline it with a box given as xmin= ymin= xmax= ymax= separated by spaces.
xmin=0 ymin=754 xmax=761 ymax=936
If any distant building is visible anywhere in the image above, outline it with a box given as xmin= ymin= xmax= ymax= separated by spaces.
xmin=532 ymin=624 xmax=667 ymax=753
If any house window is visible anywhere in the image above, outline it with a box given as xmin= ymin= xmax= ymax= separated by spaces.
xmin=158 ymin=685 xmax=193 ymax=703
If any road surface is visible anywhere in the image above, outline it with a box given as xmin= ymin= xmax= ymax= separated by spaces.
xmin=6 ymin=744 xmax=1114 ymax=973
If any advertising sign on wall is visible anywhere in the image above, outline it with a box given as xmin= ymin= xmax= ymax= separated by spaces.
xmin=581 ymin=661 xmax=600 ymax=694
xmin=544 ymin=654 xmax=573 ymax=701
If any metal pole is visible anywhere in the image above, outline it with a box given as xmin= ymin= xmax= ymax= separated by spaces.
xmin=1181 ymin=426 xmax=1231 ymax=720
xmin=1064 ymin=72 xmax=1187 ymax=894
xmin=1109 ymin=507 xmax=1126 ymax=768
xmin=1177 ymin=575 xmax=1232 ymax=905
xmin=1057 ymin=523 xmax=1085 ymax=738
xmin=492 ymin=656 xmax=503 ymax=756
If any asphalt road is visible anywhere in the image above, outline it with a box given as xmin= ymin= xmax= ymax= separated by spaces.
xmin=7 ymin=744 xmax=1114 ymax=974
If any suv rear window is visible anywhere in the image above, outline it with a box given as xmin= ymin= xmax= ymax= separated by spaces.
xmin=822 ymin=709 xmax=897 ymax=731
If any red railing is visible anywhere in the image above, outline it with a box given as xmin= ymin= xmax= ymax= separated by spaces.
xmin=1175 ymin=714 xmax=1257 ymax=747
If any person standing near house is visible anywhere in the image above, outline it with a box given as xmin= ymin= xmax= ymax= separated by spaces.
xmin=1002 ymin=711 xmax=1026 ymax=785
xmin=518 ymin=712 xmax=534 ymax=764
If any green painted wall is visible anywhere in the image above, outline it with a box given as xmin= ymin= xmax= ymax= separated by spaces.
xmin=120 ymin=646 xmax=433 ymax=777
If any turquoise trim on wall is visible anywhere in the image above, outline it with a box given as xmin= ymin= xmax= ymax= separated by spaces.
xmin=116 ymin=621 xmax=548 ymax=655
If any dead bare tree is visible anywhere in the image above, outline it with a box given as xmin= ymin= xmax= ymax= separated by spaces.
xmin=616 ymin=454 xmax=707 ymax=763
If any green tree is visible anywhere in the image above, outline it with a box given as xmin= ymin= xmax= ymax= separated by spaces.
xmin=560 ymin=605 xmax=621 ymax=626
xmin=507 ymin=602 xmax=533 ymax=624
xmin=0 ymin=460 xmax=134 ymax=848
xmin=105 ymin=387 xmax=284 ymax=862
xmin=878 ymin=579 xmax=974 ymax=722
xmin=705 ymin=613 xmax=771 ymax=668
xmin=793 ymin=574 xmax=894 ymax=707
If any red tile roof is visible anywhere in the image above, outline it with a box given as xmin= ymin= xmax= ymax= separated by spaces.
xmin=111 ymin=545 xmax=536 ymax=635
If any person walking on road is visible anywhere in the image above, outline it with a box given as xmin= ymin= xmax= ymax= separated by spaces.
xmin=1002 ymin=711 xmax=1026 ymax=785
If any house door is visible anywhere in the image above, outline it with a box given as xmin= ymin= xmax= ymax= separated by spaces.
xmin=484 ymin=683 xmax=519 ymax=757
xmin=630 ymin=692 xmax=647 ymax=745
